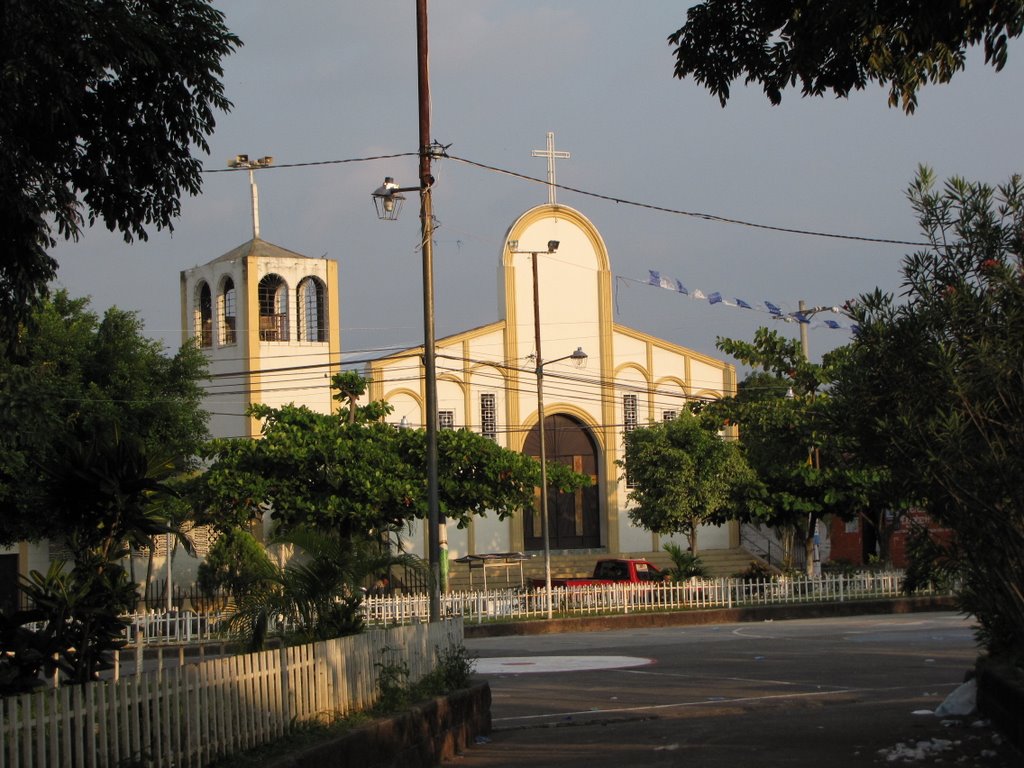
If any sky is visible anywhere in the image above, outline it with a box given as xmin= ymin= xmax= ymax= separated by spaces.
xmin=51 ymin=1 xmax=1024 ymax=367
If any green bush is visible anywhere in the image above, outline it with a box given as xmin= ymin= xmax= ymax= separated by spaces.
xmin=197 ymin=527 xmax=275 ymax=596
xmin=733 ymin=560 xmax=774 ymax=582
xmin=663 ymin=542 xmax=709 ymax=579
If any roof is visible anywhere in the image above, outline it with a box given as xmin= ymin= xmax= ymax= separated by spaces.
xmin=207 ymin=237 xmax=315 ymax=264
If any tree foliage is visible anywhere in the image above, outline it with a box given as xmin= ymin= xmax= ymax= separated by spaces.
xmin=832 ymin=167 xmax=1024 ymax=655
xmin=0 ymin=0 xmax=240 ymax=347
xmin=196 ymin=378 xmax=584 ymax=539
xmin=621 ymin=408 xmax=754 ymax=553
xmin=225 ymin=527 xmax=424 ymax=651
xmin=669 ymin=1 xmax=1024 ymax=112
xmin=0 ymin=292 xmax=209 ymax=545
xmin=706 ymin=330 xmax=875 ymax=573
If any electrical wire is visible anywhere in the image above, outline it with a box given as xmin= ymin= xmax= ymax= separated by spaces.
xmin=200 ymin=148 xmax=928 ymax=248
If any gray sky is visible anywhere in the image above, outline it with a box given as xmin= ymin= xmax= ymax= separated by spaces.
xmin=52 ymin=1 xmax=1024 ymax=366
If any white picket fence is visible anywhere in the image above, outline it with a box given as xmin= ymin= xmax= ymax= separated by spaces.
xmin=0 ymin=618 xmax=464 ymax=768
xmin=363 ymin=570 xmax=922 ymax=625
xmin=60 ymin=570 xmax=925 ymax=647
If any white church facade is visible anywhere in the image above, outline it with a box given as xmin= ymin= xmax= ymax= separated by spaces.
xmin=363 ymin=202 xmax=739 ymax=567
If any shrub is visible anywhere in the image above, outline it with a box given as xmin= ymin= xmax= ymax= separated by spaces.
xmin=663 ymin=541 xmax=709 ymax=579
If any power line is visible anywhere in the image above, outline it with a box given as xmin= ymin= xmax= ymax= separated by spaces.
xmin=445 ymin=154 xmax=929 ymax=248
xmin=199 ymin=148 xmax=928 ymax=248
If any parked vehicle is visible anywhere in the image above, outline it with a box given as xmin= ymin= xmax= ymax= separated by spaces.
xmin=530 ymin=558 xmax=665 ymax=588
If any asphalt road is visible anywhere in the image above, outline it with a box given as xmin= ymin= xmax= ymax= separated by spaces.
xmin=446 ymin=612 xmax=1020 ymax=767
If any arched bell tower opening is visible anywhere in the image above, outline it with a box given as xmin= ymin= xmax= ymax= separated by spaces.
xmin=297 ymin=276 xmax=327 ymax=342
xmin=196 ymin=282 xmax=213 ymax=348
xmin=258 ymin=273 xmax=289 ymax=341
xmin=522 ymin=413 xmax=601 ymax=550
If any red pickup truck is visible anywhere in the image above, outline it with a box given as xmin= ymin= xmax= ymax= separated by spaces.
xmin=531 ymin=558 xmax=665 ymax=588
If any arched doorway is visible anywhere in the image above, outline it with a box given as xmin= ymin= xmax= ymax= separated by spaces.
xmin=522 ymin=414 xmax=601 ymax=550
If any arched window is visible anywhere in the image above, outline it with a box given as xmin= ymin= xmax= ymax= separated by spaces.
xmin=219 ymin=277 xmax=237 ymax=345
xmin=297 ymin=276 xmax=327 ymax=342
xmin=196 ymin=282 xmax=212 ymax=347
xmin=258 ymin=273 xmax=288 ymax=341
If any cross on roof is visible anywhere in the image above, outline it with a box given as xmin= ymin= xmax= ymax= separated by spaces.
xmin=531 ymin=131 xmax=570 ymax=205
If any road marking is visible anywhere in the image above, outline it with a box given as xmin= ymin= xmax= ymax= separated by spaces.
xmin=491 ymin=681 xmax=960 ymax=724
xmin=476 ymin=655 xmax=653 ymax=675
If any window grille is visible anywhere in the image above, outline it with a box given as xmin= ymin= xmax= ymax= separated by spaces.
xmin=480 ymin=393 xmax=497 ymax=440
xmin=623 ymin=394 xmax=638 ymax=487
xmin=662 ymin=410 xmax=677 ymax=422
xmin=623 ymin=394 xmax=638 ymax=432
xmin=220 ymin=278 xmax=236 ymax=345
xmin=438 ymin=410 xmax=455 ymax=430
xmin=197 ymin=283 xmax=213 ymax=348
xmin=297 ymin=277 xmax=327 ymax=342
xmin=258 ymin=274 xmax=288 ymax=341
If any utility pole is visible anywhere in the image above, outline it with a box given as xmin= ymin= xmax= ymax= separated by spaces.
xmin=798 ymin=299 xmax=810 ymax=360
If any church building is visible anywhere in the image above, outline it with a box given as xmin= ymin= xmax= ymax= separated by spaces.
xmin=363 ymin=199 xmax=740 ymax=577
xmin=180 ymin=142 xmax=744 ymax=584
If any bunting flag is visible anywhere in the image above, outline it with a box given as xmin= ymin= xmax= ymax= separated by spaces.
xmin=641 ymin=269 xmax=855 ymax=332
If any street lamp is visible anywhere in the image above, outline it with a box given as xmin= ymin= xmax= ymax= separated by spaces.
xmin=370 ymin=0 xmax=444 ymax=622
xmin=508 ymin=239 xmax=587 ymax=619
xmin=227 ymin=154 xmax=274 ymax=238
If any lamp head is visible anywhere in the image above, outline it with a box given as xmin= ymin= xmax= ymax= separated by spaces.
xmin=570 ymin=346 xmax=587 ymax=368
xmin=371 ymin=177 xmax=406 ymax=221
xmin=547 ymin=240 xmax=559 ymax=253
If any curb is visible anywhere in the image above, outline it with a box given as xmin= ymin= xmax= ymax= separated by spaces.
xmin=976 ymin=657 xmax=1024 ymax=751
xmin=266 ymin=682 xmax=491 ymax=768
xmin=463 ymin=595 xmax=958 ymax=638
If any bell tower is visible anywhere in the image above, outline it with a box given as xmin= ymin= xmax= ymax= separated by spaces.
xmin=180 ymin=238 xmax=341 ymax=439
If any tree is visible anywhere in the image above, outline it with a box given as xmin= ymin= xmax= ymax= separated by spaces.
xmin=197 ymin=403 xmax=422 ymax=539
xmin=0 ymin=0 xmax=240 ymax=348
xmin=707 ymin=330 xmax=871 ymax=574
xmin=832 ymin=167 xmax=1024 ymax=655
xmin=669 ymin=1 xmax=1024 ymax=112
xmin=0 ymin=292 xmax=209 ymax=546
xmin=224 ymin=527 xmax=425 ymax=650
xmin=196 ymin=378 xmax=587 ymax=540
xmin=620 ymin=408 xmax=754 ymax=554
xmin=196 ymin=527 xmax=276 ymax=598
xmin=1 ymin=430 xmax=192 ymax=686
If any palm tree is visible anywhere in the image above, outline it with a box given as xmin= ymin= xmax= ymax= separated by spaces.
xmin=226 ymin=526 xmax=426 ymax=650
xmin=27 ymin=427 xmax=195 ymax=682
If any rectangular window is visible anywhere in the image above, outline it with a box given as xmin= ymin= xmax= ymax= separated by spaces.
xmin=623 ymin=394 xmax=638 ymax=432
xmin=845 ymin=517 xmax=859 ymax=534
xmin=480 ymin=393 xmax=497 ymax=441
xmin=438 ymin=410 xmax=455 ymax=430
xmin=662 ymin=410 xmax=677 ymax=422
xmin=623 ymin=394 xmax=638 ymax=487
